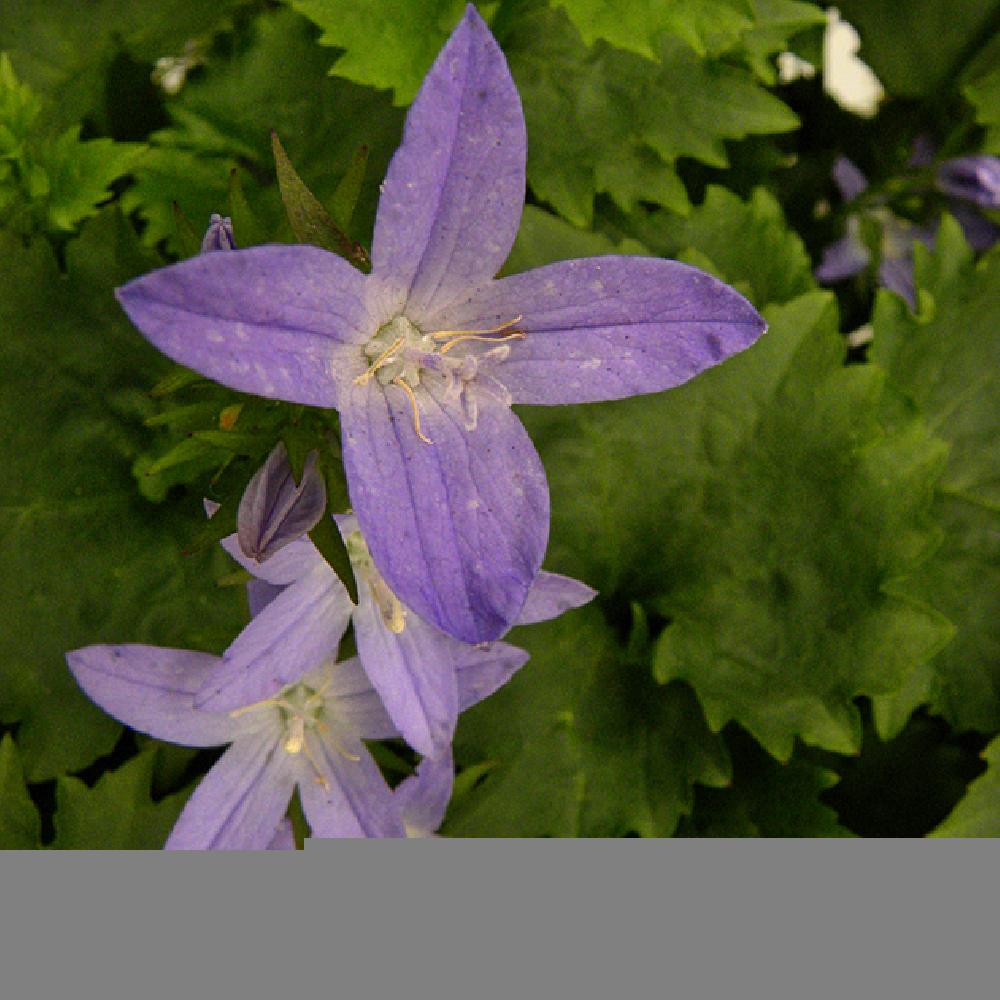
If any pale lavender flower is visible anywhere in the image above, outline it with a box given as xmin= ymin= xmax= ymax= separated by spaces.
xmin=268 ymin=818 xmax=296 ymax=850
xmin=200 ymin=213 xmax=235 ymax=252
xmin=198 ymin=500 xmax=592 ymax=759
xmin=65 ymin=647 xmax=406 ymax=847
xmin=115 ymin=6 xmax=765 ymax=645
xmin=396 ymin=749 xmax=455 ymax=838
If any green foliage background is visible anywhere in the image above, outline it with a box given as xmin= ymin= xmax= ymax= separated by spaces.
xmin=2 ymin=0 xmax=998 ymax=845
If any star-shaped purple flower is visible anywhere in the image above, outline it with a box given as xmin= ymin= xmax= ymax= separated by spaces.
xmin=115 ymin=6 xmax=765 ymax=644
xmin=65 ymin=641 xmax=527 ymax=848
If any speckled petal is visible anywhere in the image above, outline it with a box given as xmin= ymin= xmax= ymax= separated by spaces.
xmin=66 ymin=644 xmax=238 ymax=747
xmin=425 ymin=256 xmax=766 ymax=405
xmin=116 ymin=245 xmax=371 ymax=407
xmin=340 ymin=380 xmax=549 ymax=643
xmin=367 ymin=6 xmax=525 ymax=325
xmin=165 ymin=734 xmax=296 ymax=850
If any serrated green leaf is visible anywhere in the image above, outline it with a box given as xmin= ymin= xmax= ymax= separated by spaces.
xmin=931 ymin=736 xmax=1000 ymax=838
xmin=288 ymin=0 xmax=467 ymax=104
xmin=520 ymin=292 xmax=949 ymax=761
xmin=507 ymin=8 xmax=799 ymax=225
xmin=0 ymin=734 xmax=41 ymax=848
xmin=445 ymin=607 xmax=731 ymax=837
xmin=622 ymin=185 xmax=815 ymax=307
xmin=52 ymin=748 xmax=191 ymax=849
xmin=0 ymin=210 xmax=246 ymax=780
xmin=870 ymin=220 xmax=1000 ymax=731
xmin=553 ymin=0 xmax=755 ymax=60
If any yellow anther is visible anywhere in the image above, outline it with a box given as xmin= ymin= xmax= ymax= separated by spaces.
xmin=392 ymin=377 xmax=433 ymax=444
xmin=354 ymin=335 xmax=405 ymax=385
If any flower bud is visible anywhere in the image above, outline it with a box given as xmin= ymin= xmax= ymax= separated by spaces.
xmin=200 ymin=213 xmax=237 ymax=252
xmin=238 ymin=442 xmax=326 ymax=562
xmin=936 ymin=156 xmax=1000 ymax=210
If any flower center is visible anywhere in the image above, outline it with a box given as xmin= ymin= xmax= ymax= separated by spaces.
xmin=345 ymin=530 xmax=407 ymax=634
xmin=353 ymin=313 xmax=525 ymax=442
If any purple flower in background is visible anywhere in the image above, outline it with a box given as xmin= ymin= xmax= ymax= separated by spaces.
xmin=936 ymin=156 xmax=1000 ymax=210
xmin=115 ymin=6 xmax=765 ymax=645
xmin=395 ymin=749 xmax=455 ymax=838
xmin=66 ymin=647 xmax=406 ymax=847
xmin=198 ymin=447 xmax=594 ymax=757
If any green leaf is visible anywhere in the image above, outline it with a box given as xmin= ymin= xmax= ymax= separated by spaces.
xmin=963 ymin=64 xmax=1000 ymax=155
xmin=121 ymin=7 xmax=404 ymax=253
xmin=521 ymin=292 xmax=950 ymax=761
xmin=228 ymin=168 xmax=268 ymax=248
xmin=621 ymin=185 xmax=816 ymax=307
xmin=680 ymin=743 xmax=852 ymax=837
xmin=445 ymin=607 xmax=731 ymax=837
xmin=931 ymin=736 xmax=1000 ymax=838
xmin=0 ymin=210 xmax=247 ymax=780
xmin=506 ymin=8 xmax=799 ymax=225
xmin=0 ymin=0 xmax=243 ymax=131
xmin=288 ymin=0 xmax=468 ymax=104
xmin=834 ymin=0 xmax=1000 ymax=98
xmin=552 ymin=0 xmax=755 ymax=60
xmin=52 ymin=748 xmax=192 ymax=849
xmin=0 ymin=734 xmax=41 ymax=848
xmin=870 ymin=219 xmax=1000 ymax=731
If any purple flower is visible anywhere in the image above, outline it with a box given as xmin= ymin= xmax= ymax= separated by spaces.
xmin=936 ymin=156 xmax=1000 ymax=210
xmin=395 ymin=749 xmax=455 ymax=838
xmin=199 ymin=497 xmax=593 ymax=759
xmin=115 ymin=7 xmax=763 ymax=645
xmin=66 ymin=647 xmax=406 ymax=847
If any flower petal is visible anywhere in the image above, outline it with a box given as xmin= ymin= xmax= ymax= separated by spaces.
xmin=165 ymin=735 xmax=296 ymax=850
xmin=116 ymin=245 xmax=370 ymax=407
xmin=936 ymin=156 xmax=1000 ymax=210
xmin=324 ymin=657 xmax=401 ymax=740
xmin=815 ymin=233 xmax=870 ymax=284
xmin=396 ymin=748 xmax=454 ymax=837
xmin=455 ymin=641 xmax=530 ymax=711
xmin=368 ymin=6 xmax=525 ymax=324
xmin=341 ymin=381 xmax=549 ymax=643
xmin=195 ymin=564 xmax=352 ymax=711
xmin=426 ymin=256 xmax=766 ymax=405
xmin=352 ymin=581 xmax=460 ymax=757
xmin=832 ymin=156 xmax=868 ymax=202
xmin=517 ymin=571 xmax=597 ymax=625
xmin=297 ymin=733 xmax=404 ymax=838
xmin=220 ymin=532 xmax=321 ymax=585
xmin=878 ymin=257 xmax=917 ymax=308
xmin=246 ymin=578 xmax=284 ymax=618
xmin=267 ymin=817 xmax=296 ymax=850
xmin=66 ymin=644 xmax=238 ymax=747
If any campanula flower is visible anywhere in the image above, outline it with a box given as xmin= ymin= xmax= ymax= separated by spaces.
xmin=115 ymin=6 xmax=763 ymax=645
xmin=198 ymin=449 xmax=593 ymax=758
xmin=396 ymin=749 xmax=455 ymax=838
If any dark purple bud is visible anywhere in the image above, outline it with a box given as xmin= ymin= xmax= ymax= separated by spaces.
xmin=936 ymin=156 xmax=1000 ymax=210
xmin=200 ymin=213 xmax=237 ymax=252
xmin=238 ymin=442 xmax=326 ymax=562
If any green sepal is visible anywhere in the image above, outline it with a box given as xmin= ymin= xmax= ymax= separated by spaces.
xmin=171 ymin=201 xmax=202 ymax=258
xmin=271 ymin=130 xmax=369 ymax=268
xmin=329 ymin=143 xmax=369 ymax=233
xmin=227 ymin=167 xmax=268 ymax=247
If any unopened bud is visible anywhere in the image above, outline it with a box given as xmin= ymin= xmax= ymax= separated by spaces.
xmin=238 ymin=442 xmax=326 ymax=562
xmin=200 ymin=213 xmax=237 ymax=252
